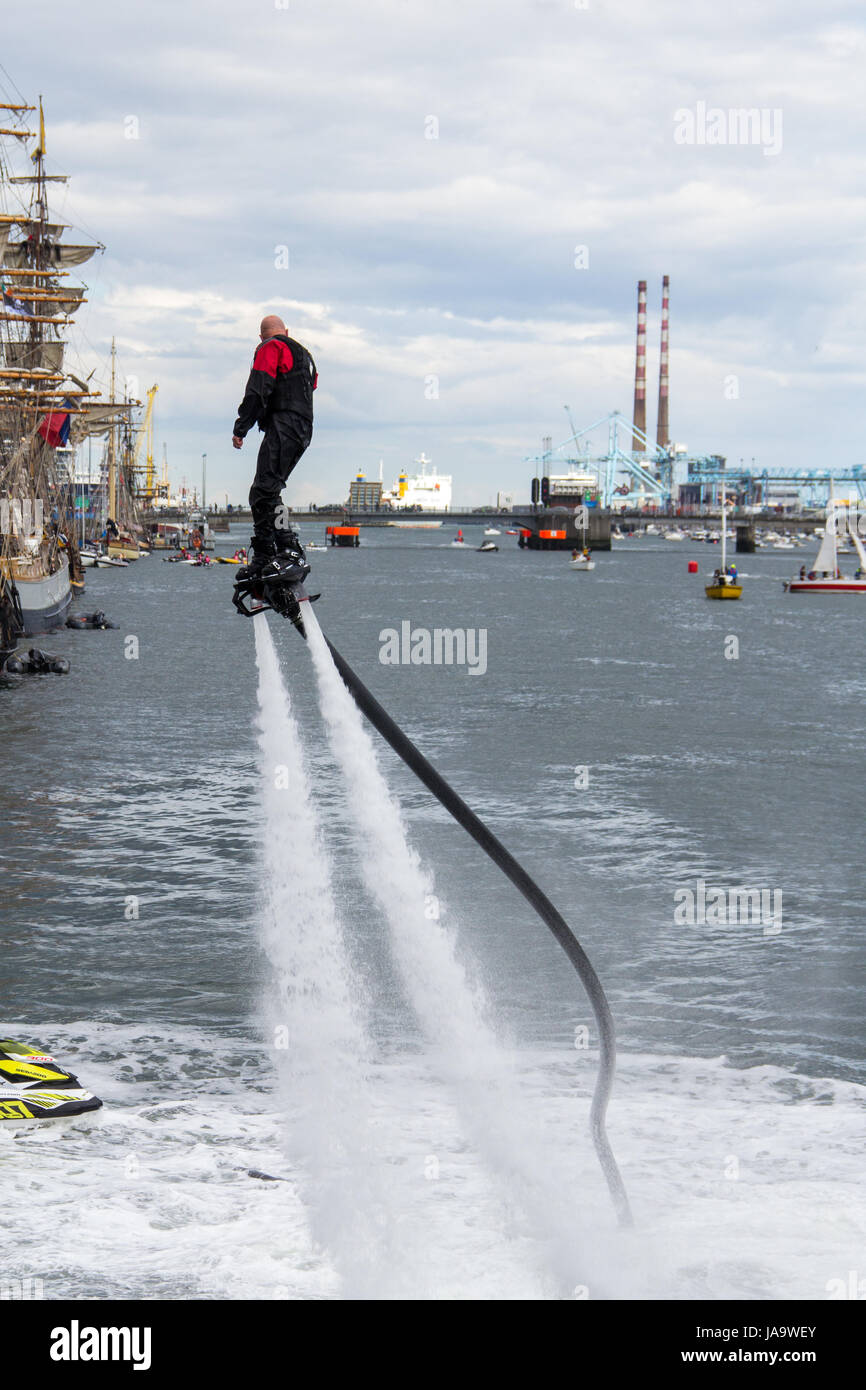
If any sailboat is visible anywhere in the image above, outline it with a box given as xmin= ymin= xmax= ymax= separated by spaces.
xmin=785 ymin=487 xmax=866 ymax=593
xmin=569 ymin=507 xmax=595 ymax=571
xmin=103 ymin=342 xmax=147 ymax=561
xmin=0 ymin=95 xmax=102 ymax=634
xmin=705 ymin=473 xmax=742 ymax=599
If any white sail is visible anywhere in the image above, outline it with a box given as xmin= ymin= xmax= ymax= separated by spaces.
xmin=51 ymin=290 xmax=85 ymax=316
xmin=3 ymin=340 xmax=65 ymax=372
xmin=4 ymin=242 xmax=98 ymax=269
xmin=850 ymin=526 xmax=866 ymax=571
xmin=10 ymin=220 xmax=67 ymax=238
xmin=811 ymin=518 xmax=838 ymax=576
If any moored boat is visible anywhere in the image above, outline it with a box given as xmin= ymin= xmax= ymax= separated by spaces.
xmin=107 ymin=535 xmax=140 ymax=561
xmin=0 ymin=95 xmax=125 ymax=633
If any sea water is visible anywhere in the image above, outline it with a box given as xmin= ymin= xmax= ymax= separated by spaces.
xmin=0 ymin=529 xmax=863 ymax=1299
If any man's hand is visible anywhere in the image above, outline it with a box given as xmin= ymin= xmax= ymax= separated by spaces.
xmin=232 ymin=435 xmax=244 ymax=450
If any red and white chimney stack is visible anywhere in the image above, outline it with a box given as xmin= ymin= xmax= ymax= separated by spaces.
xmin=632 ymin=280 xmax=647 ymax=452
xmin=656 ymin=274 xmax=670 ymax=449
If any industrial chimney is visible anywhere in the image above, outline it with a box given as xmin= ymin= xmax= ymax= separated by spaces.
xmin=656 ymin=275 xmax=670 ymax=449
xmin=632 ymin=280 xmax=647 ymax=452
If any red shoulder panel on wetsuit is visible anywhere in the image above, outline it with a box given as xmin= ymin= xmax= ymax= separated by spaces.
xmin=253 ymin=339 xmax=294 ymax=377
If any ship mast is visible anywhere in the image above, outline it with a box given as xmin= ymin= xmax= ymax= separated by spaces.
xmin=108 ymin=338 xmax=117 ymax=523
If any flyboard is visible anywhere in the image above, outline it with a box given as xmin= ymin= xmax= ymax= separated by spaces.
xmin=233 ymin=560 xmax=632 ymax=1227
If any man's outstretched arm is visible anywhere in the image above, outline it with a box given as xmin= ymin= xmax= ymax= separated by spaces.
xmin=232 ymin=340 xmax=284 ymax=447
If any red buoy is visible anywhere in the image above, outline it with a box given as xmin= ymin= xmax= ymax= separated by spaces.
xmin=688 ymin=560 xmax=699 ymax=574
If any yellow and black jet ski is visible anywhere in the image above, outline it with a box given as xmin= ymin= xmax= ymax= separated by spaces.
xmin=0 ymin=1039 xmax=103 ymax=1121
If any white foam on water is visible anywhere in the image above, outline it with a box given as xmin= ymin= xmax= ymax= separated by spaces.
xmin=252 ymin=614 xmax=403 ymax=1296
xmin=0 ymin=1021 xmax=862 ymax=1300
xmin=304 ymin=608 xmax=592 ymax=1293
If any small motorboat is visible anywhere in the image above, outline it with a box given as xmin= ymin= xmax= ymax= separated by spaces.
xmin=505 ymin=529 xmax=518 ymax=535
xmin=3 ymin=647 xmax=70 ymax=675
xmin=0 ymin=1038 xmax=102 ymax=1121
xmin=95 ymin=554 xmax=129 ymax=568
xmin=483 ymin=526 xmax=501 ymax=536
xmin=477 ymin=540 xmax=499 ymax=552
xmin=66 ymin=611 xmax=116 ymax=630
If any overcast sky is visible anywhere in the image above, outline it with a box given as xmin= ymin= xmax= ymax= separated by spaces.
xmin=2 ymin=0 xmax=864 ymax=505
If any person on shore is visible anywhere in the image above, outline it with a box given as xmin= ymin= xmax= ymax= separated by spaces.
xmin=231 ymin=314 xmax=317 ymax=582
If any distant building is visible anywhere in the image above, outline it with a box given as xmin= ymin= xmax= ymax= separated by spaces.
xmin=547 ymin=467 xmax=598 ymax=502
xmin=348 ymin=474 xmax=384 ymax=510
xmin=496 ymin=491 xmax=514 ymax=510
xmin=535 ymin=465 xmax=599 ymax=508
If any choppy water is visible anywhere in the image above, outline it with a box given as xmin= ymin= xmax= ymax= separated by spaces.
xmin=1 ymin=527 xmax=863 ymax=1299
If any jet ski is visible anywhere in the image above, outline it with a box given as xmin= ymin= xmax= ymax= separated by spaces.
xmin=0 ymin=1038 xmax=103 ymax=1121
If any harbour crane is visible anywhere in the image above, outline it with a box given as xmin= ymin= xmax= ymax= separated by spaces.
xmin=130 ymin=385 xmax=160 ymax=504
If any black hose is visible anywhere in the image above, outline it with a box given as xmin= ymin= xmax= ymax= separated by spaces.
xmin=319 ymin=632 xmax=632 ymax=1227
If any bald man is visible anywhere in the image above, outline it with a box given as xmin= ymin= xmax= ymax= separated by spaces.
xmin=232 ymin=315 xmax=317 ymax=581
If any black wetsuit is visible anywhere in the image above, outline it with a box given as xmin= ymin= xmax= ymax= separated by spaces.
xmin=233 ymin=334 xmax=317 ymax=542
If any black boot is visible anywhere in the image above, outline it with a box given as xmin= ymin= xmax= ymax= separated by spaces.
xmin=240 ymin=535 xmax=277 ymax=581
xmin=273 ymin=527 xmax=310 ymax=583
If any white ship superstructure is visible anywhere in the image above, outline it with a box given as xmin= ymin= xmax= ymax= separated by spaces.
xmin=383 ymin=454 xmax=452 ymax=512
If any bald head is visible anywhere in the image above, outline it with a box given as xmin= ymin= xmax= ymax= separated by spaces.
xmin=260 ymin=314 xmax=287 ymax=341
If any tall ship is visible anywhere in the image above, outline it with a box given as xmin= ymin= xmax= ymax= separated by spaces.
xmin=383 ymin=453 xmax=452 ymax=515
xmin=0 ymin=94 xmax=107 ymax=636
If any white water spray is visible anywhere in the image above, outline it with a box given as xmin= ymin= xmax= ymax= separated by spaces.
xmin=253 ymin=614 xmax=401 ymax=1295
xmin=303 ymin=610 xmax=589 ymax=1289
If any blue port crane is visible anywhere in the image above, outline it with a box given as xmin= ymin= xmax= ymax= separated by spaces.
xmin=526 ymin=410 xmax=866 ymax=508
